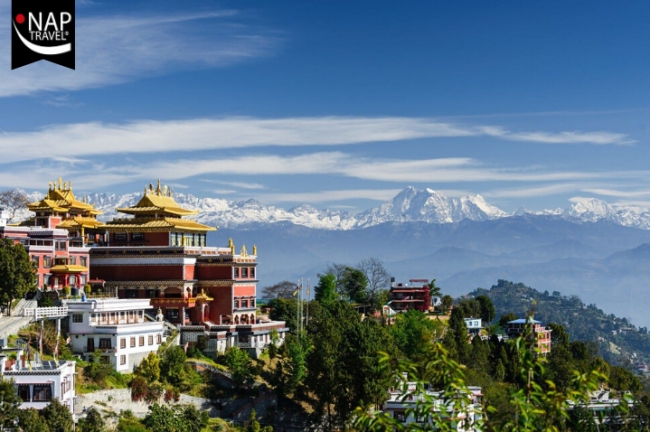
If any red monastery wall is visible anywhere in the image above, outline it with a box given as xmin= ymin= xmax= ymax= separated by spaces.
xmin=91 ymin=265 xmax=184 ymax=281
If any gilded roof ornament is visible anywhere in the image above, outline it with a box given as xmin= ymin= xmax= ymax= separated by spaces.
xmin=252 ymin=244 xmax=257 ymax=256
xmin=241 ymin=244 xmax=248 ymax=257
xmin=229 ymin=238 xmax=235 ymax=254
xmin=156 ymin=179 xmax=162 ymax=196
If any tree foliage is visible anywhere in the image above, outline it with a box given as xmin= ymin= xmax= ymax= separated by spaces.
xmin=0 ymin=189 xmax=29 ymax=222
xmin=78 ymin=407 xmax=105 ymax=432
xmin=0 ymin=378 xmax=21 ymax=429
xmin=261 ymin=280 xmax=298 ymax=299
xmin=224 ymin=346 xmax=254 ymax=386
xmin=358 ymin=258 xmax=392 ymax=309
xmin=17 ymin=408 xmax=50 ymax=432
xmin=41 ymin=398 xmax=74 ymax=432
xmin=314 ymin=273 xmax=337 ymax=306
xmin=0 ymin=238 xmax=37 ymax=315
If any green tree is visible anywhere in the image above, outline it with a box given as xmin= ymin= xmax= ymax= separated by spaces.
xmin=498 ymin=312 xmax=518 ymax=329
xmin=548 ymin=322 xmax=570 ymax=347
xmin=268 ymin=298 xmax=298 ymax=332
xmin=41 ymin=398 xmax=74 ymax=432
xmin=475 ymin=295 xmax=496 ymax=323
xmin=0 ymin=238 xmax=37 ymax=316
xmin=84 ymin=351 xmax=112 ymax=382
xmin=247 ymin=408 xmax=261 ymax=432
xmin=224 ymin=346 xmax=254 ymax=386
xmin=440 ymin=295 xmax=453 ymax=313
xmin=261 ymin=281 xmax=298 ymax=299
xmin=609 ymin=365 xmax=642 ymax=392
xmin=389 ymin=309 xmax=439 ymax=359
xmin=428 ymin=279 xmax=442 ymax=298
xmin=160 ymin=346 xmax=187 ymax=387
xmin=0 ymin=378 xmax=21 ymax=429
xmin=79 ymin=407 xmax=105 ymax=432
xmin=142 ymin=403 xmax=207 ymax=432
xmin=340 ymin=266 xmax=368 ymax=303
xmin=446 ymin=307 xmax=469 ymax=363
xmin=138 ymin=351 xmax=161 ymax=383
xmin=314 ymin=273 xmax=337 ymax=307
xmin=17 ymin=408 xmax=50 ymax=432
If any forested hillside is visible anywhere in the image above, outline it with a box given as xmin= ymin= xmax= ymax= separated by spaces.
xmin=469 ymin=280 xmax=650 ymax=366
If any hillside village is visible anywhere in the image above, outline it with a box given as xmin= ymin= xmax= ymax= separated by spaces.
xmin=1 ymin=182 xmax=650 ymax=431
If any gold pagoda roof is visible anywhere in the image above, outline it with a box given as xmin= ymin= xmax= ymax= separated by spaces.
xmin=50 ymin=264 xmax=88 ymax=274
xmin=28 ymin=178 xmax=103 ymax=216
xmin=57 ymin=217 xmax=106 ymax=230
xmin=105 ymin=217 xmax=215 ymax=233
xmin=116 ymin=180 xmax=199 ymax=217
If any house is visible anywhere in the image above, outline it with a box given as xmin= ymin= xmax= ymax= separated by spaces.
xmin=388 ymin=279 xmax=431 ymax=313
xmin=506 ymin=318 xmax=552 ymax=355
xmin=66 ymin=298 xmax=166 ymax=372
xmin=382 ymin=379 xmax=483 ymax=431
xmin=0 ymin=346 xmax=75 ymax=414
xmin=464 ymin=318 xmax=483 ymax=337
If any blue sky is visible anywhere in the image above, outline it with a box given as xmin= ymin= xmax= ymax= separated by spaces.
xmin=1 ymin=0 xmax=650 ymax=213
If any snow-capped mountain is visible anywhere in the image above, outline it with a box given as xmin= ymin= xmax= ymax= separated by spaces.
xmin=9 ymin=187 xmax=650 ymax=231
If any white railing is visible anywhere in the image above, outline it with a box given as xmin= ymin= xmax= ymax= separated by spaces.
xmin=235 ymin=341 xmax=267 ymax=349
xmin=23 ymin=306 xmax=68 ymax=319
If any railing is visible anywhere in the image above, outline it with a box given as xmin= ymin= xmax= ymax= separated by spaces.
xmin=235 ymin=341 xmax=267 ymax=349
xmin=23 ymin=307 xmax=68 ymax=319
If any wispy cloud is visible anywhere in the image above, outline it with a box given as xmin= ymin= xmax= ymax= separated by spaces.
xmin=201 ymin=180 xmax=267 ymax=190
xmin=0 ymin=116 xmax=633 ymax=165
xmin=581 ymin=188 xmax=650 ymax=198
xmin=0 ymin=8 xmax=279 ymax=97
xmin=485 ymin=183 xmax=581 ymax=198
xmin=255 ymin=189 xmax=403 ymax=203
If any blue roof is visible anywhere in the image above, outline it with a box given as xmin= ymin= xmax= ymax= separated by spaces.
xmin=508 ymin=318 xmax=541 ymax=324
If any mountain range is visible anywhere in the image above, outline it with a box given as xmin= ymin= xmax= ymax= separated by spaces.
xmin=19 ymin=186 xmax=650 ymax=231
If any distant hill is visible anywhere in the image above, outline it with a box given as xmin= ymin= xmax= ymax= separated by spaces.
xmin=468 ymin=280 xmax=650 ymax=365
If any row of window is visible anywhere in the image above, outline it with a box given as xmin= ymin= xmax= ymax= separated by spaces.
xmin=45 ymin=274 xmax=86 ymax=288
xmin=89 ymin=310 xmax=145 ymax=323
xmin=170 ymin=232 xmax=207 ymax=247
xmin=234 ymin=298 xmax=256 ymax=309
xmin=234 ymin=267 xmax=255 ymax=279
xmin=17 ymin=384 xmax=53 ymax=402
xmin=32 ymin=255 xmax=87 ymax=268
xmin=118 ymin=334 xmax=161 ymax=349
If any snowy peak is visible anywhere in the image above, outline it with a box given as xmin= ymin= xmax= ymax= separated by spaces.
xmin=7 ymin=186 xmax=650 ymax=231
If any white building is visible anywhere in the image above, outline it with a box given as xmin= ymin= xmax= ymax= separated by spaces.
xmin=66 ymin=298 xmax=166 ymax=372
xmin=464 ymin=318 xmax=483 ymax=337
xmin=382 ymin=380 xmax=483 ymax=431
xmin=0 ymin=347 xmax=76 ymax=414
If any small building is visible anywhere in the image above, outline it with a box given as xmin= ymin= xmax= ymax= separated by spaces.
xmin=464 ymin=318 xmax=483 ymax=337
xmin=382 ymin=379 xmax=483 ymax=431
xmin=66 ymin=298 xmax=166 ymax=372
xmin=388 ymin=279 xmax=431 ymax=313
xmin=0 ymin=347 xmax=75 ymax=414
xmin=507 ymin=318 xmax=552 ymax=355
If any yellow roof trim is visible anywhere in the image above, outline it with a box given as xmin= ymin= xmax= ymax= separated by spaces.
xmin=50 ymin=264 xmax=88 ymax=273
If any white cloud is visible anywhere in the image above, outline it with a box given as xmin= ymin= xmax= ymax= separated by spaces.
xmin=0 ymin=8 xmax=279 ymax=96
xmin=255 ymin=189 xmax=403 ymax=203
xmin=581 ymin=188 xmax=650 ymax=198
xmin=0 ymin=117 xmax=633 ymax=165
xmin=201 ymin=180 xmax=267 ymax=190
xmin=485 ymin=183 xmax=581 ymax=198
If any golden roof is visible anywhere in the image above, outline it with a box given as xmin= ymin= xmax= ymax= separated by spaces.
xmin=57 ymin=217 xmax=105 ymax=230
xmin=28 ymin=178 xmax=103 ymax=216
xmin=50 ymin=264 xmax=88 ymax=274
xmin=116 ymin=180 xmax=199 ymax=217
xmin=105 ymin=217 xmax=215 ymax=233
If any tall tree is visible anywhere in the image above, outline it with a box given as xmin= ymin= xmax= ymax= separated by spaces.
xmin=475 ymin=295 xmax=496 ymax=323
xmin=224 ymin=346 xmax=254 ymax=386
xmin=389 ymin=309 xmax=440 ymax=359
xmin=0 ymin=189 xmax=29 ymax=222
xmin=447 ymin=307 xmax=469 ymax=363
xmin=428 ymin=278 xmax=442 ymax=298
xmin=78 ymin=407 xmax=105 ymax=432
xmin=340 ymin=267 xmax=368 ymax=303
xmin=41 ymin=398 xmax=74 ymax=432
xmin=314 ymin=273 xmax=337 ymax=307
xmin=261 ymin=280 xmax=298 ymax=299
xmin=17 ymin=408 xmax=50 ymax=432
xmin=0 ymin=378 xmax=21 ymax=429
xmin=0 ymin=238 xmax=37 ymax=316
xmin=358 ymin=258 xmax=391 ymax=309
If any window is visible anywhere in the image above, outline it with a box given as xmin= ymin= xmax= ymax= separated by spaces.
xmin=55 ymin=241 xmax=67 ymax=251
xmin=242 ymin=299 xmax=248 ymax=308
xmin=99 ymin=338 xmax=111 ymax=349
xmin=79 ymin=274 xmax=86 ymax=285
xmin=166 ymin=309 xmax=179 ymax=320
xmin=80 ymin=256 xmax=87 ymax=267
xmin=393 ymin=411 xmax=406 ymax=423
xmin=132 ymin=233 xmax=144 ymax=241
xmin=114 ymin=233 xmax=127 ymax=241
xmin=157 ymin=334 xmax=162 ymax=344
xmin=18 ymin=385 xmax=30 ymax=402
xmin=242 ymin=268 xmax=249 ymax=278
xmin=148 ymin=335 xmax=154 ymax=345
xmin=250 ymin=267 xmax=255 ymax=278
xmin=120 ymin=355 xmax=126 ymax=365
xmin=69 ymin=257 xmax=76 ymax=265
xmin=31 ymin=255 xmax=39 ymax=267
xmin=120 ymin=338 xmax=126 ymax=349
xmin=234 ymin=268 xmax=240 ymax=278
xmin=43 ymin=256 xmax=51 ymax=268
xmin=33 ymin=385 xmax=52 ymax=402
xmin=234 ymin=299 xmax=239 ymax=308
xmin=125 ymin=290 xmax=138 ymax=299
xmin=72 ymin=313 xmax=83 ymax=323
xmin=146 ymin=289 xmax=159 ymax=298
xmin=250 ymin=298 xmax=255 ymax=308
xmin=130 ymin=337 xmax=136 ymax=348
xmin=139 ymin=337 xmax=145 ymax=346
